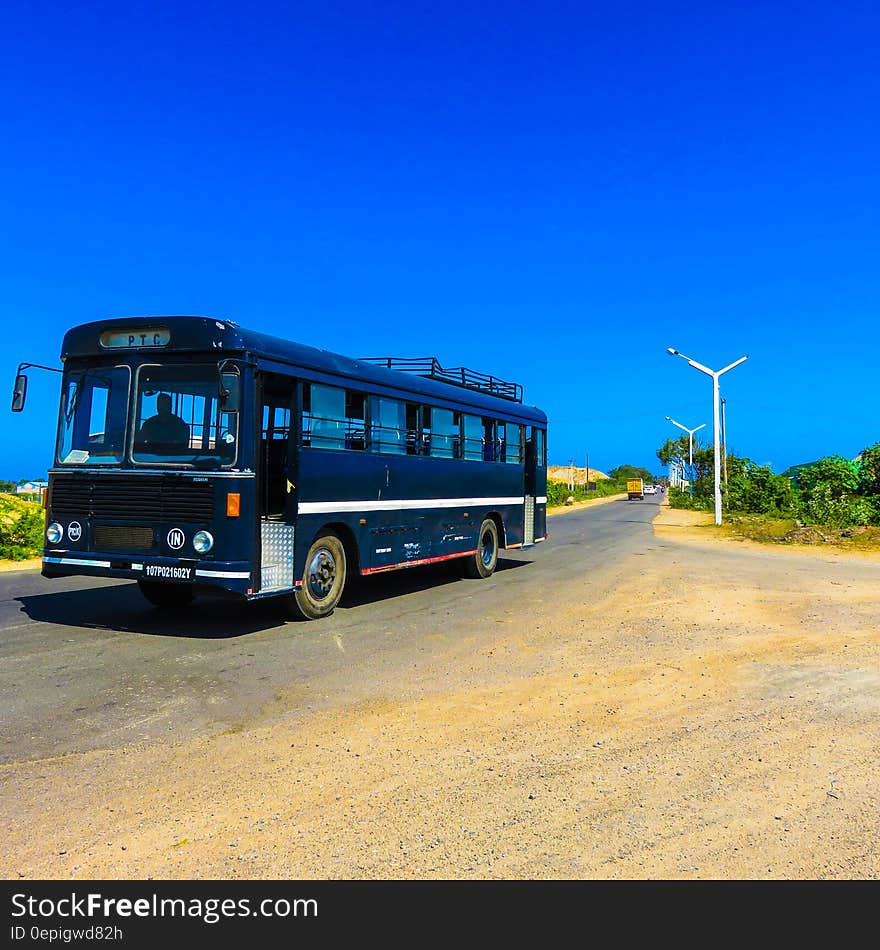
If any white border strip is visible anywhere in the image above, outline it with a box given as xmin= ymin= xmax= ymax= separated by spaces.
xmin=43 ymin=557 xmax=111 ymax=569
xmin=536 ymin=496 xmax=547 ymax=504
xmin=195 ymin=569 xmax=251 ymax=579
xmin=299 ymin=496 xmax=524 ymax=515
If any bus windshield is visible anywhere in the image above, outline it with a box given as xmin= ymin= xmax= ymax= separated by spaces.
xmin=57 ymin=366 xmax=131 ymax=465
xmin=132 ymin=364 xmax=238 ymax=468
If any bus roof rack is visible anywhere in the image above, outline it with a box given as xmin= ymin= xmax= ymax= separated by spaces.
xmin=359 ymin=357 xmax=523 ymax=403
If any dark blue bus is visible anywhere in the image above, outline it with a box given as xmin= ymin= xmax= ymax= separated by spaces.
xmin=14 ymin=316 xmax=547 ymax=619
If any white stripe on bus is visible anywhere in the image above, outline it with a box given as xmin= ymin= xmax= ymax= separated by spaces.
xmin=195 ymin=569 xmax=251 ymax=578
xmin=298 ymin=496 xmax=525 ymax=515
xmin=43 ymin=557 xmax=111 ymax=568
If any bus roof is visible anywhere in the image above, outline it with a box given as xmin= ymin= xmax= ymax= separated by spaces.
xmin=61 ymin=316 xmax=547 ymax=424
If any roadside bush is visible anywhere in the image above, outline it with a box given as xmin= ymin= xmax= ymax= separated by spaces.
xmin=796 ymin=455 xmax=859 ymax=500
xmin=0 ymin=496 xmax=44 ymax=560
xmin=546 ymin=477 xmax=628 ymax=507
xmin=667 ymin=486 xmax=699 ymax=510
xmin=858 ymin=443 xmax=880 ymax=498
xmin=546 ymin=480 xmax=572 ymax=507
xmin=725 ymin=463 xmax=796 ymax=515
xmin=798 ymin=484 xmax=879 ymax=529
xmin=792 ymin=455 xmax=878 ymax=527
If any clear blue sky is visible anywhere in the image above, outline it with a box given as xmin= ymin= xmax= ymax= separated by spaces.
xmin=2 ymin=0 xmax=878 ymax=479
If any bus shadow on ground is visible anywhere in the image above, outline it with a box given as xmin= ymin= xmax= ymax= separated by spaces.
xmin=16 ymin=558 xmax=533 ymax=636
xmin=17 ymin=583 xmax=286 ymax=639
xmin=338 ymin=556 xmax=532 ymax=610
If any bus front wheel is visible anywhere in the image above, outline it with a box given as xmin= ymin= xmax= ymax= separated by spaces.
xmin=462 ymin=519 xmax=499 ymax=579
xmin=137 ymin=580 xmax=194 ymax=609
xmin=288 ymin=533 xmax=347 ymax=620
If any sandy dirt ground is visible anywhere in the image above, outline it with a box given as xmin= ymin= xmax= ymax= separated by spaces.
xmin=0 ymin=558 xmax=41 ymax=573
xmin=2 ymin=503 xmax=879 ymax=880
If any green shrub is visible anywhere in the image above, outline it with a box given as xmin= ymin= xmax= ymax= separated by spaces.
xmin=0 ymin=495 xmax=44 ymax=560
xmin=797 ymin=455 xmax=859 ymax=500
xmin=546 ymin=477 xmax=628 ymax=507
xmin=798 ymin=485 xmax=879 ymax=529
xmin=725 ymin=463 xmax=796 ymax=515
xmin=858 ymin=443 xmax=880 ymax=498
xmin=667 ymin=486 xmax=712 ymax=510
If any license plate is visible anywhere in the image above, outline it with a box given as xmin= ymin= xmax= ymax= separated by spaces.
xmin=143 ymin=563 xmax=194 ymax=583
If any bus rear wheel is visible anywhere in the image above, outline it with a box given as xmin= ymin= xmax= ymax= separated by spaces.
xmin=137 ymin=580 xmax=194 ymax=609
xmin=462 ymin=518 xmax=499 ymax=579
xmin=288 ymin=533 xmax=347 ymax=620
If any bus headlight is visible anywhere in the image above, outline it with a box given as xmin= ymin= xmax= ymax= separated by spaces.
xmin=46 ymin=523 xmax=64 ymax=544
xmin=193 ymin=530 xmax=214 ymax=554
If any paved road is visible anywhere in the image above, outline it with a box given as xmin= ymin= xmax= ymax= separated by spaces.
xmin=0 ymin=495 xmax=665 ymax=764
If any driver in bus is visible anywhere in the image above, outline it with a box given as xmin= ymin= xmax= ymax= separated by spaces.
xmin=136 ymin=393 xmax=190 ymax=448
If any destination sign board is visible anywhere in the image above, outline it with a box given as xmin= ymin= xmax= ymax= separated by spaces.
xmin=99 ymin=328 xmax=170 ymax=348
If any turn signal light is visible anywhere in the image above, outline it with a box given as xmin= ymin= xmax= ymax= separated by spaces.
xmin=226 ymin=492 xmax=240 ymax=517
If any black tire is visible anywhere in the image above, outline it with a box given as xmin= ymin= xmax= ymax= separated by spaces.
xmin=462 ymin=518 xmax=499 ymax=579
xmin=287 ymin=533 xmax=347 ymax=620
xmin=137 ymin=580 xmax=194 ymax=609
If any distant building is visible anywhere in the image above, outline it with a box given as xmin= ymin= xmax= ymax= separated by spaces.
xmin=15 ymin=480 xmax=48 ymax=493
xmin=15 ymin=480 xmax=48 ymax=501
xmin=668 ymin=462 xmax=686 ymax=488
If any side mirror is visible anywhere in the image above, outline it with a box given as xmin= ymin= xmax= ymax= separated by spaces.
xmin=11 ymin=373 xmax=27 ymax=412
xmin=219 ymin=371 xmax=240 ymax=411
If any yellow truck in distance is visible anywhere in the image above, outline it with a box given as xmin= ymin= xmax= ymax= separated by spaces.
xmin=627 ymin=478 xmax=644 ymax=500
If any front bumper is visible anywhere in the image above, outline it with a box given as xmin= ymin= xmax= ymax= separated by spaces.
xmin=42 ymin=551 xmax=254 ymax=596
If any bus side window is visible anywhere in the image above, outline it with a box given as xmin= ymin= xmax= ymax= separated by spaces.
xmin=535 ymin=428 xmax=546 ymax=465
xmin=305 ymin=383 xmax=345 ymax=450
xmin=462 ymin=414 xmax=482 ymax=460
xmin=430 ymin=407 xmax=457 ymax=458
xmin=371 ymin=397 xmax=406 ymax=454
xmin=506 ymin=424 xmax=523 ymax=464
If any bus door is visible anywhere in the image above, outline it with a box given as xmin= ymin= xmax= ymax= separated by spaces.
xmin=524 ymin=426 xmax=544 ymax=546
xmin=257 ymin=373 xmax=298 ymax=592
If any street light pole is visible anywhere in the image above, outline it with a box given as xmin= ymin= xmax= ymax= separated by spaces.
xmin=720 ymin=397 xmax=728 ymax=485
xmin=665 ymin=416 xmax=706 ymax=498
xmin=666 ymin=348 xmax=748 ymax=525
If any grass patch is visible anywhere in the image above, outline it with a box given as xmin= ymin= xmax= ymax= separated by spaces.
xmin=721 ymin=515 xmax=798 ymax=543
xmin=720 ymin=513 xmax=880 ymax=552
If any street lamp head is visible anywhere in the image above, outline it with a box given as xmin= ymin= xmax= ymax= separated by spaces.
xmin=666 ymin=348 xmax=678 ymax=356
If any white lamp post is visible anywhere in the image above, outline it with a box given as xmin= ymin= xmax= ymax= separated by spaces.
xmin=665 ymin=416 xmax=706 ymax=498
xmin=666 ymin=348 xmax=748 ymax=525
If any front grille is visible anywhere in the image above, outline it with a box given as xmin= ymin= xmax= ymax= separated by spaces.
xmin=51 ymin=475 xmax=215 ymax=522
xmin=94 ymin=525 xmax=155 ymax=551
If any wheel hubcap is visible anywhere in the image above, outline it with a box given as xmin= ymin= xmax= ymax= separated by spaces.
xmin=307 ymin=548 xmax=337 ymax=600
xmin=481 ymin=530 xmax=495 ymax=566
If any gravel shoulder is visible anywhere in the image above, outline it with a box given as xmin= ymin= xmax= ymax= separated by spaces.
xmin=2 ymin=503 xmax=879 ymax=880
xmin=0 ymin=558 xmax=41 ymax=573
